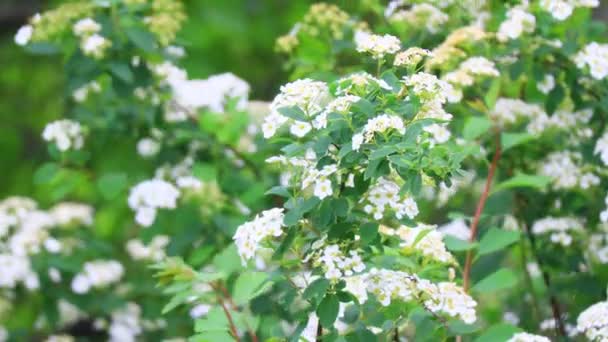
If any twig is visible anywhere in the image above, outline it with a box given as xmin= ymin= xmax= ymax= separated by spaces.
xmin=316 ymin=321 xmax=323 ymax=342
xmin=463 ymin=130 xmax=502 ymax=291
xmin=217 ymin=283 xmax=259 ymax=342
xmin=217 ymin=296 xmax=240 ymax=342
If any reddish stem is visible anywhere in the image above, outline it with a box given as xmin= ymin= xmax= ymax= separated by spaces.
xmin=463 ymin=131 xmax=502 ymax=291
xmin=218 ymin=297 xmax=240 ymax=342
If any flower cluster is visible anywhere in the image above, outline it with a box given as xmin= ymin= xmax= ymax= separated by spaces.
xmin=127 ymin=179 xmax=180 ymax=227
xmin=346 ymin=268 xmax=476 ymax=323
xmin=354 ymin=31 xmax=401 ymax=59
xmin=387 ymin=3 xmax=448 ymax=34
xmin=233 ymin=208 xmax=285 ymax=262
xmin=539 ymin=0 xmax=599 ymax=21
xmin=402 ymin=72 xmax=451 ymax=104
xmin=262 ymin=79 xmax=330 ymax=138
xmin=531 ymin=216 xmax=584 ymax=246
xmin=496 ymin=5 xmax=536 ymax=42
xmin=574 ymin=42 xmax=608 ymax=80
xmin=595 ymin=131 xmax=608 ymax=166
xmin=73 ymin=18 xmax=110 ymax=59
xmin=72 ymin=81 xmax=101 ymax=103
xmin=383 ymin=223 xmax=455 ymax=263
xmin=539 ymin=151 xmax=599 ymax=190
xmin=576 ymin=300 xmax=608 ymax=341
xmin=394 ymin=47 xmax=432 ymax=68
xmin=362 ymin=178 xmax=419 ymax=220
xmin=0 ymin=197 xmax=94 ymax=291
xmin=71 ymin=260 xmax=124 ymax=294
xmin=312 ymin=244 xmax=365 ymax=281
xmin=126 ymin=235 xmax=169 ymax=262
xmin=352 ymin=114 xmax=406 ymax=151
xmin=42 ymin=119 xmax=85 ymax=151
xmin=506 ymin=332 xmax=551 ymax=342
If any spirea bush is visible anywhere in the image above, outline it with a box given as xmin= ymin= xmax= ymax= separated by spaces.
xmin=4 ymin=0 xmax=276 ymax=340
xmin=5 ymin=0 xmax=608 ymax=342
xmin=155 ymin=1 xmax=608 ymax=342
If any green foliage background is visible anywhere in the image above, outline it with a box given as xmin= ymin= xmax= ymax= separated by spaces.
xmin=0 ymin=0 xmax=349 ymax=201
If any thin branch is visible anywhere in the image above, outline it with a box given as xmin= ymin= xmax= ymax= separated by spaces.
xmin=463 ymin=129 xmax=502 ymax=291
xmin=217 ymin=296 xmax=240 ymax=342
xmin=316 ymin=320 xmax=323 ymax=342
xmin=218 ymin=283 xmax=259 ymax=342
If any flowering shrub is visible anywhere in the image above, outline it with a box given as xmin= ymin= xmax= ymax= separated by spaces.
xmin=156 ymin=1 xmax=608 ymax=341
xmin=3 ymin=0 xmax=274 ymax=340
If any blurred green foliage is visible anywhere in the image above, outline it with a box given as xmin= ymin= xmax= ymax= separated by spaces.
xmin=0 ymin=0 xmax=326 ymax=200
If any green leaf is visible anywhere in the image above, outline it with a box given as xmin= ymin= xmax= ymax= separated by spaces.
xmin=125 ymin=27 xmax=157 ymax=52
xmin=278 ymin=106 xmax=307 ymax=121
xmin=108 ymin=62 xmax=134 ymax=84
xmin=265 ymin=186 xmax=291 ymax=198
xmin=444 ymin=236 xmax=477 ymax=252
xmin=484 ymin=78 xmax=501 ymax=109
xmin=96 ymin=173 xmax=128 ymax=200
xmin=493 ymin=174 xmax=551 ymax=193
xmin=478 ymin=228 xmax=520 ymax=256
xmin=34 ymin=163 xmax=59 ymax=185
xmin=475 ymin=324 xmax=522 ymax=342
xmin=448 ymin=321 xmax=481 ymax=335
xmin=463 ymin=117 xmax=491 ymax=141
xmin=233 ymin=272 xmax=270 ymax=305
xmin=212 ymin=245 xmax=243 ymax=274
xmin=194 ymin=307 xmax=230 ymax=332
xmin=369 ymin=145 xmax=398 ymax=160
xmin=317 ymin=293 xmax=340 ymax=327
xmin=193 ymin=163 xmax=218 ymax=182
xmin=25 ymin=42 xmax=59 ymax=55
xmin=501 ymin=132 xmax=535 ymax=152
xmin=472 ymin=268 xmax=517 ymax=293
xmin=359 ymin=222 xmax=379 ymax=245
xmin=302 ymin=278 xmax=330 ymax=302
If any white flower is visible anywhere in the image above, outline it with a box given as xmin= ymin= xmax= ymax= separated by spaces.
xmin=137 ymin=138 xmax=160 ymax=158
xmin=233 ymin=208 xmax=285 ymax=262
xmin=72 ymin=81 xmax=101 ymax=103
xmin=403 ymin=72 xmax=451 ymax=104
xmin=354 ymin=31 xmax=401 ymax=59
xmin=395 ymin=223 xmax=455 ymax=263
xmin=71 ymin=260 xmax=124 ymax=294
xmin=352 ymin=133 xmax=364 ymax=151
xmin=388 ymin=3 xmax=448 ymax=34
xmin=507 ymin=332 xmax=551 ymax=342
xmin=394 ymin=47 xmax=432 ymax=67
xmin=42 ymin=120 xmax=85 ymax=151
xmin=289 ymin=121 xmax=312 ymax=138
xmin=128 ymin=179 xmax=180 ymax=227
xmin=439 ymin=219 xmax=471 ymax=241
xmin=540 ymin=0 xmax=598 ymax=21
xmin=15 ymin=25 xmax=33 ymax=46
xmin=594 ymin=131 xmax=608 ymax=165
xmin=81 ymin=34 xmax=110 ymax=59
xmin=50 ymin=202 xmax=94 ymax=227
xmin=363 ymin=178 xmax=418 ymax=220
xmin=126 ymin=235 xmax=169 ymax=261
xmin=574 ymin=42 xmax=608 ymax=80
xmin=577 ymin=300 xmax=608 ymax=341
xmin=73 ymin=18 xmax=101 ymax=37
xmin=537 ymin=74 xmax=555 ymax=94
xmin=263 ymin=79 xmax=330 ymax=138
xmin=497 ymin=6 xmax=536 ymax=42
xmin=313 ymin=179 xmax=333 ymax=199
